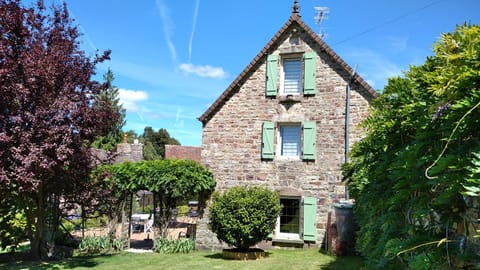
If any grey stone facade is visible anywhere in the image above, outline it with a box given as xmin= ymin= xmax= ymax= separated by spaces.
xmin=115 ymin=142 xmax=143 ymax=163
xmin=196 ymin=10 xmax=376 ymax=250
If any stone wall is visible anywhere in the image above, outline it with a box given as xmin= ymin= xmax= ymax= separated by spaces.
xmin=196 ymin=25 xmax=373 ymax=250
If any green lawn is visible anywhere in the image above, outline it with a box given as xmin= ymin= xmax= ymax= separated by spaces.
xmin=0 ymin=249 xmax=364 ymax=270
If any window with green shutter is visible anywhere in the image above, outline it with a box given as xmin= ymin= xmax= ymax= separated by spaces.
xmin=261 ymin=122 xmax=274 ymax=159
xmin=302 ymin=197 xmax=317 ymax=242
xmin=280 ymin=125 xmax=301 ymax=157
xmin=302 ymin=121 xmax=316 ymax=160
xmin=266 ymin=54 xmax=278 ymax=97
xmin=282 ymin=57 xmax=302 ymax=95
xmin=303 ymin=52 xmax=316 ymax=95
xmin=275 ymin=196 xmax=302 ymax=241
xmin=272 ymin=52 xmax=316 ymax=97
xmin=272 ymin=196 xmax=317 ymax=243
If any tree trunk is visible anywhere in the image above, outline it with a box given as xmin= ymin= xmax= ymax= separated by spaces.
xmin=45 ymin=194 xmax=61 ymax=258
xmin=81 ymin=205 xmax=86 ymax=239
xmin=153 ymin=192 xmax=165 ymax=238
xmin=23 ymin=196 xmax=35 ymax=248
xmin=152 ymin=191 xmax=175 ymax=239
xmin=159 ymin=211 xmax=170 ymax=239
xmin=107 ymin=212 xmax=118 ymax=240
xmin=107 ymin=196 xmax=124 ymax=240
xmin=153 ymin=192 xmax=160 ymax=238
xmin=29 ymin=184 xmax=47 ymax=260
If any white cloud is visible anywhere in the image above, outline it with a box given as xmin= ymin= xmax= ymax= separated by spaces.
xmin=189 ymin=0 xmax=200 ymax=62
xmin=66 ymin=8 xmax=97 ymax=52
xmin=179 ymin=63 xmax=227 ymax=78
xmin=342 ymin=48 xmax=404 ymax=89
xmin=155 ymin=0 xmax=177 ymax=64
xmin=104 ymin=59 xmax=227 ymax=101
xmin=174 ymin=106 xmax=185 ymax=130
xmin=385 ymin=35 xmax=409 ymax=53
xmin=118 ymin=89 xmax=148 ymax=112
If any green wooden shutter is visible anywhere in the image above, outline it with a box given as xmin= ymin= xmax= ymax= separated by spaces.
xmin=302 ymin=121 xmax=316 ymax=160
xmin=303 ymin=197 xmax=317 ymax=242
xmin=266 ymin=54 xmax=278 ymax=97
xmin=303 ymin=52 xmax=316 ymax=95
xmin=262 ymin=122 xmax=274 ymax=159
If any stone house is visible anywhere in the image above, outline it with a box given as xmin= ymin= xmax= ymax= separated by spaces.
xmin=195 ymin=1 xmax=377 ymax=249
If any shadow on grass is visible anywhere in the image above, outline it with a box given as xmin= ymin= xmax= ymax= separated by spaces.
xmin=204 ymin=253 xmax=223 ymax=259
xmin=0 ymin=253 xmax=115 ymax=270
xmin=204 ymin=251 xmax=272 ymax=260
xmin=319 ymin=255 xmax=365 ymax=270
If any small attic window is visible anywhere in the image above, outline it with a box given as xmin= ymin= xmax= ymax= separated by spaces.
xmin=289 ymin=28 xmax=300 ymax=46
xmin=290 ymin=36 xmax=300 ymax=46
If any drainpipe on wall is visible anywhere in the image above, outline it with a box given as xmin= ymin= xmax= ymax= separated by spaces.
xmin=344 ymin=64 xmax=358 ymax=201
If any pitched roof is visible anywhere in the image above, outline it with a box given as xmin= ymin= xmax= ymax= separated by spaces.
xmin=198 ymin=12 xmax=378 ymax=124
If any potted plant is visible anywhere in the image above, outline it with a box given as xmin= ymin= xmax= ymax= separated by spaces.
xmin=209 ymin=186 xmax=282 ymax=260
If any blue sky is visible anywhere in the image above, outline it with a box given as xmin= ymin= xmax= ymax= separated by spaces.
xmin=41 ymin=0 xmax=479 ymax=146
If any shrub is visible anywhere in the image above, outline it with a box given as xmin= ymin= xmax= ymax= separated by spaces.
xmin=209 ymin=186 xmax=282 ymax=251
xmin=0 ymin=210 xmax=28 ymax=250
xmin=77 ymin=236 xmax=125 ymax=255
xmin=153 ymin=238 xmax=195 ymax=254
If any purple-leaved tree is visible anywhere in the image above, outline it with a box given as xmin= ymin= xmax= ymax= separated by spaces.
xmin=0 ymin=0 xmax=118 ymax=259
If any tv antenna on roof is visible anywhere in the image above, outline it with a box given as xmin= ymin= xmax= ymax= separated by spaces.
xmin=314 ymin=6 xmax=329 ymax=38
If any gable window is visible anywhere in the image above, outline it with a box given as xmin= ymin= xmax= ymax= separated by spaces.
xmin=282 ymin=58 xmax=302 ymax=95
xmin=279 ymin=124 xmax=301 ymax=157
xmin=265 ymin=52 xmax=317 ymax=97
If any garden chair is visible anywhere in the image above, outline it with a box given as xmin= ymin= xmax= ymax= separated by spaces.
xmin=144 ymin=219 xmax=153 ymax=233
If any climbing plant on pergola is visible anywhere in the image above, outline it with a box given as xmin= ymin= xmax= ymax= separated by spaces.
xmin=95 ymin=159 xmax=216 ymax=238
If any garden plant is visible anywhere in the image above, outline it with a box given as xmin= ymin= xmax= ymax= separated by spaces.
xmin=344 ymin=23 xmax=480 ymax=269
xmin=209 ymin=186 xmax=282 ymax=252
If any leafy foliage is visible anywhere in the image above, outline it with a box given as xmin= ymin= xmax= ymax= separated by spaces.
xmin=78 ymin=236 xmax=125 ymax=255
xmin=141 ymin=127 xmax=180 ymax=160
xmin=0 ymin=208 xmax=27 ymax=250
xmin=209 ymin=186 xmax=282 ymax=251
xmin=153 ymin=237 xmax=195 ymax=254
xmin=344 ymin=23 xmax=480 ymax=269
xmin=96 ymin=159 xmax=215 ymax=237
xmin=102 ymin=159 xmax=215 ymax=195
xmin=0 ymin=0 xmax=117 ymax=259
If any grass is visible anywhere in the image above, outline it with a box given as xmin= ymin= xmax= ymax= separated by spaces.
xmin=0 ymin=248 xmax=364 ymax=270
xmin=0 ymin=243 xmax=30 ymax=254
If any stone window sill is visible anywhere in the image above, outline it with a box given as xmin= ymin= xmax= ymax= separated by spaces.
xmin=276 ymin=156 xmax=301 ymax=161
xmin=278 ymin=95 xmax=303 ymax=104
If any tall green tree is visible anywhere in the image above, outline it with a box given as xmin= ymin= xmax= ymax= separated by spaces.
xmin=91 ymin=68 xmax=126 ymax=151
xmin=344 ymin=23 xmax=480 ymax=269
xmin=141 ymin=127 xmax=180 ymax=160
xmin=0 ymin=0 xmax=117 ymax=259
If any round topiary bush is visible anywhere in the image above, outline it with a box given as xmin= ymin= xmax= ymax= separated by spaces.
xmin=209 ymin=186 xmax=282 ymax=251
